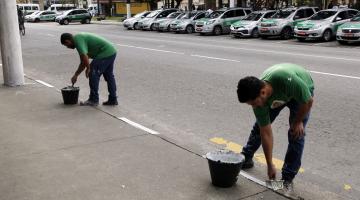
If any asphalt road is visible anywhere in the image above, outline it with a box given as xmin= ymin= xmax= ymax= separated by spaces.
xmin=19 ymin=22 xmax=360 ymax=200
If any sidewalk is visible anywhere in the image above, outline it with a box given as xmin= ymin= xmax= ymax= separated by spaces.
xmin=0 ymin=75 xmax=289 ymax=200
xmin=91 ymin=20 xmax=122 ymax=25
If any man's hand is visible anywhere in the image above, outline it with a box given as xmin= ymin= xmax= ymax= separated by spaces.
xmin=267 ymin=163 xmax=276 ymax=180
xmin=85 ymin=67 xmax=90 ymax=78
xmin=290 ymin=122 xmax=304 ymax=140
xmin=71 ymin=75 xmax=78 ymax=85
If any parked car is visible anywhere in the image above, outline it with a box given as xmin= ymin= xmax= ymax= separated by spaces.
xmin=155 ymin=11 xmax=185 ymax=32
xmin=294 ymin=8 xmax=358 ymax=42
xmin=55 ymin=9 xmax=92 ymax=25
xmin=123 ymin=11 xmax=151 ymax=30
xmin=337 ymin=13 xmax=360 ymax=44
xmin=138 ymin=9 xmax=178 ymax=30
xmin=230 ymin=10 xmax=276 ymax=38
xmin=25 ymin=11 xmax=57 ymax=22
xmin=195 ymin=7 xmax=252 ymax=35
xmin=170 ymin=11 xmax=207 ymax=33
xmin=259 ymin=7 xmax=318 ymax=39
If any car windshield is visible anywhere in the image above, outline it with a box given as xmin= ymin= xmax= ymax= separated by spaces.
xmin=309 ymin=11 xmax=336 ymax=20
xmin=181 ymin=12 xmax=198 ymax=19
xmin=63 ymin=10 xmax=73 ymax=15
xmin=146 ymin=10 xmax=160 ymax=18
xmin=134 ymin=11 xmax=147 ymax=18
xmin=271 ymin=10 xmax=294 ymax=19
xmin=206 ymin=11 xmax=224 ymax=19
xmin=167 ymin=12 xmax=182 ymax=19
xmin=243 ymin=13 xmax=263 ymax=21
xmin=351 ymin=14 xmax=360 ymax=21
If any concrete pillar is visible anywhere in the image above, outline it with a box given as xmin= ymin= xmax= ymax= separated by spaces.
xmin=126 ymin=0 xmax=131 ymax=19
xmin=0 ymin=0 xmax=25 ymax=86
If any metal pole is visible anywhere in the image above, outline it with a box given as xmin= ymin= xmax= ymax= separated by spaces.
xmin=126 ymin=0 xmax=131 ymax=19
xmin=0 ymin=0 xmax=25 ymax=86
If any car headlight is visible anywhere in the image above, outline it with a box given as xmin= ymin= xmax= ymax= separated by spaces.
xmin=206 ymin=20 xmax=215 ymax=25
xmin=337 ymin=29 xmax=342 ymax=34
xmin=311 ymin=25 xmax=322 ymax=30
xmin=230 ymin=25 xmax=234 ymax=29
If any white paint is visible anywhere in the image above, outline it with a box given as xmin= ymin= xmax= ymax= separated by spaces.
xmin=310 ymin=70 xmax=360 ymax=80
xmin=46 ymin=34 xmax=55 ymax=37
xmin=0 ymin=63 xmax=2 ymax=66
xmin=35 ymin=80 xmax=54 ymax=88
xmin=117 ymin=44 xmax=185 ymax=55
xmin=239 ymin=171 xmax=267 ymax=187
xmin=191 ymin=54 xmax=242 ymax=63
xmin=118 ymin=117 xmax=160 ymax=135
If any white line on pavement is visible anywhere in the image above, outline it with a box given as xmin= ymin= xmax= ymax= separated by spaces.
xmin=191 ymin=54 xmax=360 ymax=80
xmin=47 ymin=34 xmax=55 ymax=37
xmin=117 ymin=44 xmax=185 ymax=55
xmin=239 ymin=171 xmax=266 ymax=187
xmin=310 ymin=70 xmax=360 ymax=80
xmin=191 ymin=54 xmax=242 ymax=63
xmin=118 ymin=117 xmax=160 ymax=135
xmin=35 ymin=80 xmax=54 ymax=88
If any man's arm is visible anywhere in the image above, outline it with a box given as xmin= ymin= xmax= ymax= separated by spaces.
xmin=291 ymin=97 xmax=313 ymax=139
xmin=260 ymin=124 xmax=276 ymax=179
xmin=71 ymin=54 xmax=90 ymax=84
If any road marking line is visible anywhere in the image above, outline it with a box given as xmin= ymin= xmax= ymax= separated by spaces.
xmin=240 ymin=170 xmax=267 ymax=187
xmin=118 ymin=117 xmax=159 ymax=135
xmin=35 ymin=80 xmax=54 ymax=88
xmin=210 ymin=137 xmax=305 ymax=173
xmin=117 ymin=44 xmax=185 ymax=55
xmin=46 ymin=34 xmax=55 ymax=37
xmin=310 ymin=70 xmax=360 ymax=80
xmin=191 ymin=54 xmax=242 ymax=63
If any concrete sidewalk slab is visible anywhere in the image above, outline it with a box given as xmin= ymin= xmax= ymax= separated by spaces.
xmin=0 ymin=76 xmax=289 ymax=200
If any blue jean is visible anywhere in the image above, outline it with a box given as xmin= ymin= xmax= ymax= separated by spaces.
xmin=89 ymin=54 xmax=117 ymax=103
xmin=242 ymin=93 xmax=313 ymax=181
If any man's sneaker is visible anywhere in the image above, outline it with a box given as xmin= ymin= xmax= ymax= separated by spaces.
xmin=283 ymin=180 xmax=295 ymax=197
xmin=241 ymin=153 xmax=254 ymax=169
xmin=102 ymin=100 xmax=118 ymax=106
xmin=80 ymin=100 xmax=99 ymax=106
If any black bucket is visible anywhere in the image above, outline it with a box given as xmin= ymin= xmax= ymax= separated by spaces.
xmin=61 ymin=86 xmax=79 ymax=105
xmin=206 ymin=150 xmax=245 ymax=188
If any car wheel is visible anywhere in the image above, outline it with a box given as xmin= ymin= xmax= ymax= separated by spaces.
xmin=35 ymin=18 xmax=40 ymax=23
xmin=280 ymin=27 xmax=292 ymax=40
xmin=85 ymin=18 xmax=90 ymax=24
xmin=322 ymin=29 xmax=332 ymax=42
xmin=337 ymin=40 xmax=348 ymax=45
xmin=63 ymin=19 xmax=69 ymax=25
xmin=150 ymin=24 xmax=154 ymax=31
xmin=133 ymin=22 xmax=139 ymax=30
xmin=297 ymin=37 xmax=306 ymax=42
xmin=185 ymin=25 xmax=194 ymax=34
xmin=251 ymin=28 xmax=259 ymax=38
xmin=213 ymin=26 xmax=222 ymax=35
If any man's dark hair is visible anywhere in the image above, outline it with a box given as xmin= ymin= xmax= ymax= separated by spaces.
xmin=237 ymin=76 xmax=265 ymax=103
xmin=60 ymin=33 xmax=73 ymax=44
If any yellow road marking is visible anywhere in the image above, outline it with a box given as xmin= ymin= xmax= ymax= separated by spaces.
xmin=210 ymin=137 xmax=305 ymax=173
xmin=344 ymin=184 xmax=352 ymax=191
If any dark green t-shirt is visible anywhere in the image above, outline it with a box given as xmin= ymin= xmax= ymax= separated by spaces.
xmin=73 ymin=32 xmax=117 ymax=59
xmin=253 ymin=63 xmax=314 ymax=127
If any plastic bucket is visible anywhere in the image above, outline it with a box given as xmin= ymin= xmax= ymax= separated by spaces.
xmin=206 ymin=150 xmax=245 ymax=188
xmin=61 ymin=86 xmax=79 ymax=105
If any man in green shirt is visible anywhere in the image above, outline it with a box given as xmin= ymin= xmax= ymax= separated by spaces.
xmin=60 ymin=32 xmax=118 ymax=106
xmin=237 ymin=63 xmax=314 ymax=193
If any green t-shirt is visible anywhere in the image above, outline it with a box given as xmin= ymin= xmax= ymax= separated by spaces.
xmin=253 ymin=63 xmax=314 ymax=127
xmin=74 ymin=33 xmax=117 ymax=59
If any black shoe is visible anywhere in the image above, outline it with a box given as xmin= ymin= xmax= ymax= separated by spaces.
xmin=102 ymin=100 xmax=118 ymax=106
xmin=241 ymin=153 xmax=254 ymax=169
